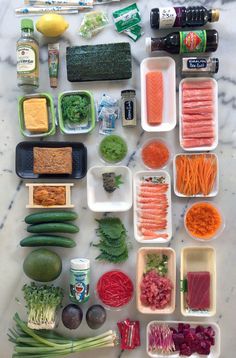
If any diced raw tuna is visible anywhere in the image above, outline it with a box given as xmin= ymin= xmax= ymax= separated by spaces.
xmin=187 ymin=272 xmax=210 ymax=310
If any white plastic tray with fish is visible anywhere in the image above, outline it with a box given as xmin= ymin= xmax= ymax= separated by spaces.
xmin=146 ymin=320 xmax=220 ymax=358
xmin=180 ymin=246 xmax=216 ymax=317
xmin=179 ymin=77 xmax=218 ymax=151
xmin=141 ymin=57 xmax=176 ymax=132
xmin=173 ymin=153 xmax=219 ymax=198
xmin=133 ymin=170 xmax=172 ymax=243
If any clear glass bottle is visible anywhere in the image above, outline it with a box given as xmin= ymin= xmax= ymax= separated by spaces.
xmin=17 ymin=19 xmax=39 ymax=89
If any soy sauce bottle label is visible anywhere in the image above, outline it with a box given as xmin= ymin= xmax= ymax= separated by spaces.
xmin=159 ymin=7 xmax=177 ymax=28
xmin=180 ymin=30 xmax=207 ymax=53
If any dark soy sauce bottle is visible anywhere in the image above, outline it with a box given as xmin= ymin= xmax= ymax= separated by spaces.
xmin=146 ymin=29 xmax=219 ymax=55
xmin=150 ymin=7 xmax=220 ymax=29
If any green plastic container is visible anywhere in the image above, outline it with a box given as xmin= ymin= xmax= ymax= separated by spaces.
xmin=58 ymin=90 xmax=95 ymax=134
xmin=18 ymin=93 xmax=56 ymax=138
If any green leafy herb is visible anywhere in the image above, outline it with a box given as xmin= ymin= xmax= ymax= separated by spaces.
xmin=94 ymin=217 xmax=129 ymax=263
xmin=61 ymin=94 xmax=90 ymax=125
xmin=145 ymin=254 xmax=168 ymax=276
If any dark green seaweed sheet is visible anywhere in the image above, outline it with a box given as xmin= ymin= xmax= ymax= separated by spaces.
xmin=66 ymin=43 xmax=132 ymax=82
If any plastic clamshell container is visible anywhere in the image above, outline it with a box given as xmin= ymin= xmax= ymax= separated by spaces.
xmin=18 ymin=93 xmax=56 ymax=138
xmin=179 ymin=77 xmax=218 ymax=151
xmin=173 ymin=153 xmax=219 ymax=198
xmin=133 ymin=170 xmax=172 ymax=243
xmin=136 ymin=247 xmax=176 ymax=314
xmin=58 ymin=90 xmax=96 ymax=134
xmin=141 ymin=57 xmax=176 ymax=132
xmin=146 ymin=320 xmax=220 ymax=358
xmin=180 ymin=246 xmax=216 ymax=317
xmin=87 ymin=166 xmax=132 ymax=212
xmin=26 ymin=183 xmax=74 ymax=209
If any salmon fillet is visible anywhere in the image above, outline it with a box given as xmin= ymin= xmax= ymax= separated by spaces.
xmin=146 ymin=71 xmax=163 ymax=125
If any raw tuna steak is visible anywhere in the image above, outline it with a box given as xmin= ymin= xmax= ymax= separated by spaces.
xmin=187 ymin=271 xmax=210 ymax=310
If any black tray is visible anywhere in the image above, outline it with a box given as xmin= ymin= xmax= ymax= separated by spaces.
xmin=15 ymin=141 xmax=87 ymax=179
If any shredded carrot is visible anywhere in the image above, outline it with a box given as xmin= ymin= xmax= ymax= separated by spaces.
xmin=175 ymin=154 xmax=217 ymax=196
xmin=185 ymin=202 xmax=222 ymax=240
xmin=142 ymin=140 xmax=170 ymax=169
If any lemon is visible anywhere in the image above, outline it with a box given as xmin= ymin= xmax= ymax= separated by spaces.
xmin=36 ymin=14 xmax=69 ymax=37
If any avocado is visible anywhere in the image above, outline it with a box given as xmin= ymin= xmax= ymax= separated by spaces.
xmin=23 ymin=248 xmax=62 ymax=282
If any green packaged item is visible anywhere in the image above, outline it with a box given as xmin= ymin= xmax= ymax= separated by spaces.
xmin=112 ymin=3 xmax=141 ymax=33
xmin=124 ymin=24 xmax=144 ymax=42
xmin=79 ymin=11 xmax=109 ymax=39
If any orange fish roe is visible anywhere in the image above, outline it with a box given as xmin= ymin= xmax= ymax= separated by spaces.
xmin=141 ymin=140 xmax=170 ymax=169
xmin=185 ymin=202 xmax=222 ymax=240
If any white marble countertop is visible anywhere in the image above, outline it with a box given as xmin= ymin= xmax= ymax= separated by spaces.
xmin=0 ymin=0 xmax=236 ymax=357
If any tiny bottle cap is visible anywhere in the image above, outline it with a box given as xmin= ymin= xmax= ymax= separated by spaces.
xmin=212 ymin=57 xmax=219 ymax=73
xmin=21 ymin=19 xmax=34 ymax=31
xmin=150 ymin=8 xmax=160 ymax=29
xmin=50 ymin=77 xmax=58 ymax=88
xmin=145 ymin=37 xmax=152 ymax=53
xmin=210 ymin=9 xmax=220 ymax=22
xmin=70 ymin=258 xmax=90 ymax=270
xmin=121 ymin=89 xmax=136 ymax=95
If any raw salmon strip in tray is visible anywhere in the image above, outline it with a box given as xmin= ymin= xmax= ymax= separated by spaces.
xmin=133 ymin=170 xmax=172 ymax=243
xmin=179 ymin=78 xmax=218 ymax=151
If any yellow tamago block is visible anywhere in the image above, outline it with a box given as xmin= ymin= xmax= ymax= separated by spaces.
xmin=23 ymin=98 xmax=49 ymax=133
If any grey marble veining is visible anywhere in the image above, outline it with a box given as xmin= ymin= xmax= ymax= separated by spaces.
xmin=0 ymin=0 xmax=236 ymax=357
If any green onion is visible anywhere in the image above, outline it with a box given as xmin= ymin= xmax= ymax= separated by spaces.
xmin=9 ymin=314 xmax=117 ymax=357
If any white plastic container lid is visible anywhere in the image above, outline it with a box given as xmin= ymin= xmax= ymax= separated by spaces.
xmin=70 ymin=258 xmax=90 ymax=270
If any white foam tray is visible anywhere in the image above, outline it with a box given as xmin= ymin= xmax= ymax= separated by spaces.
xmin=141 ymin=57 xmax=176 ymax=132
xmin=173 ymin=153 xmax=219 ymax=198
xmin=180 ymin=246 xmax=216 ymax=317
xmin=87 ymin=166 xmax=132 ymax=212
xmin=146 ymin=320 xmax=220 ymax=358
xmin=133 ymin=170 xmax=172 ymax=243
xmin=179 ymin=77 xmax=218 ymax=151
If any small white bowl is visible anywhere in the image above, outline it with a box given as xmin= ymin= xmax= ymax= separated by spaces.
xmin=173 ymin=153 xmax=219 ymax=198
xmin=141 ymin=137 xmax=172 ymax=170
xmin=184 ymin=201 xmax=225 ymax=242
xmin=141 ymin=57 xmax=176 ymax=132
xmin=87 ymin=166 xmax=132 ymax=212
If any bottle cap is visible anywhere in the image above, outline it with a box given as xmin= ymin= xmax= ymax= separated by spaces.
xmin=150 ymin=8 xmax=160 ymax=29
xmin=212 ymin=57 xmax=219 ymax=73
xmin=145 ymin=37 xmax=152 ymax=53
xmin=21 ymin=19 xmax=34 ymax=31
xmin=50 ymin=77 xmax=58 ymax=88
xmin=121 ymin=89 xmax=136 ymax=95
xmin=210 ymin=9 xmax=220 ymax=22
xmin=70 ymin=258 xmax=90 ymax=270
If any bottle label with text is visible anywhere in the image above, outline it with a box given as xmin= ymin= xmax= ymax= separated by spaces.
xmin=180 ymin=30 xmax=207 ymax=53
xmin=17 ymin=45 xmax=36 ymax=73
xmin=159 ymin=7 xmax=182 ymax=28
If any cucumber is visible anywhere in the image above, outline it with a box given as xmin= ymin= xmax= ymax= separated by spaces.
xmin=27 ymin=222 xmax=80 ymax=234
xmin=25 ymin=211 xmax=78 ymax=224
xmin=20 ymin=235 xmax=76 ymax=248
